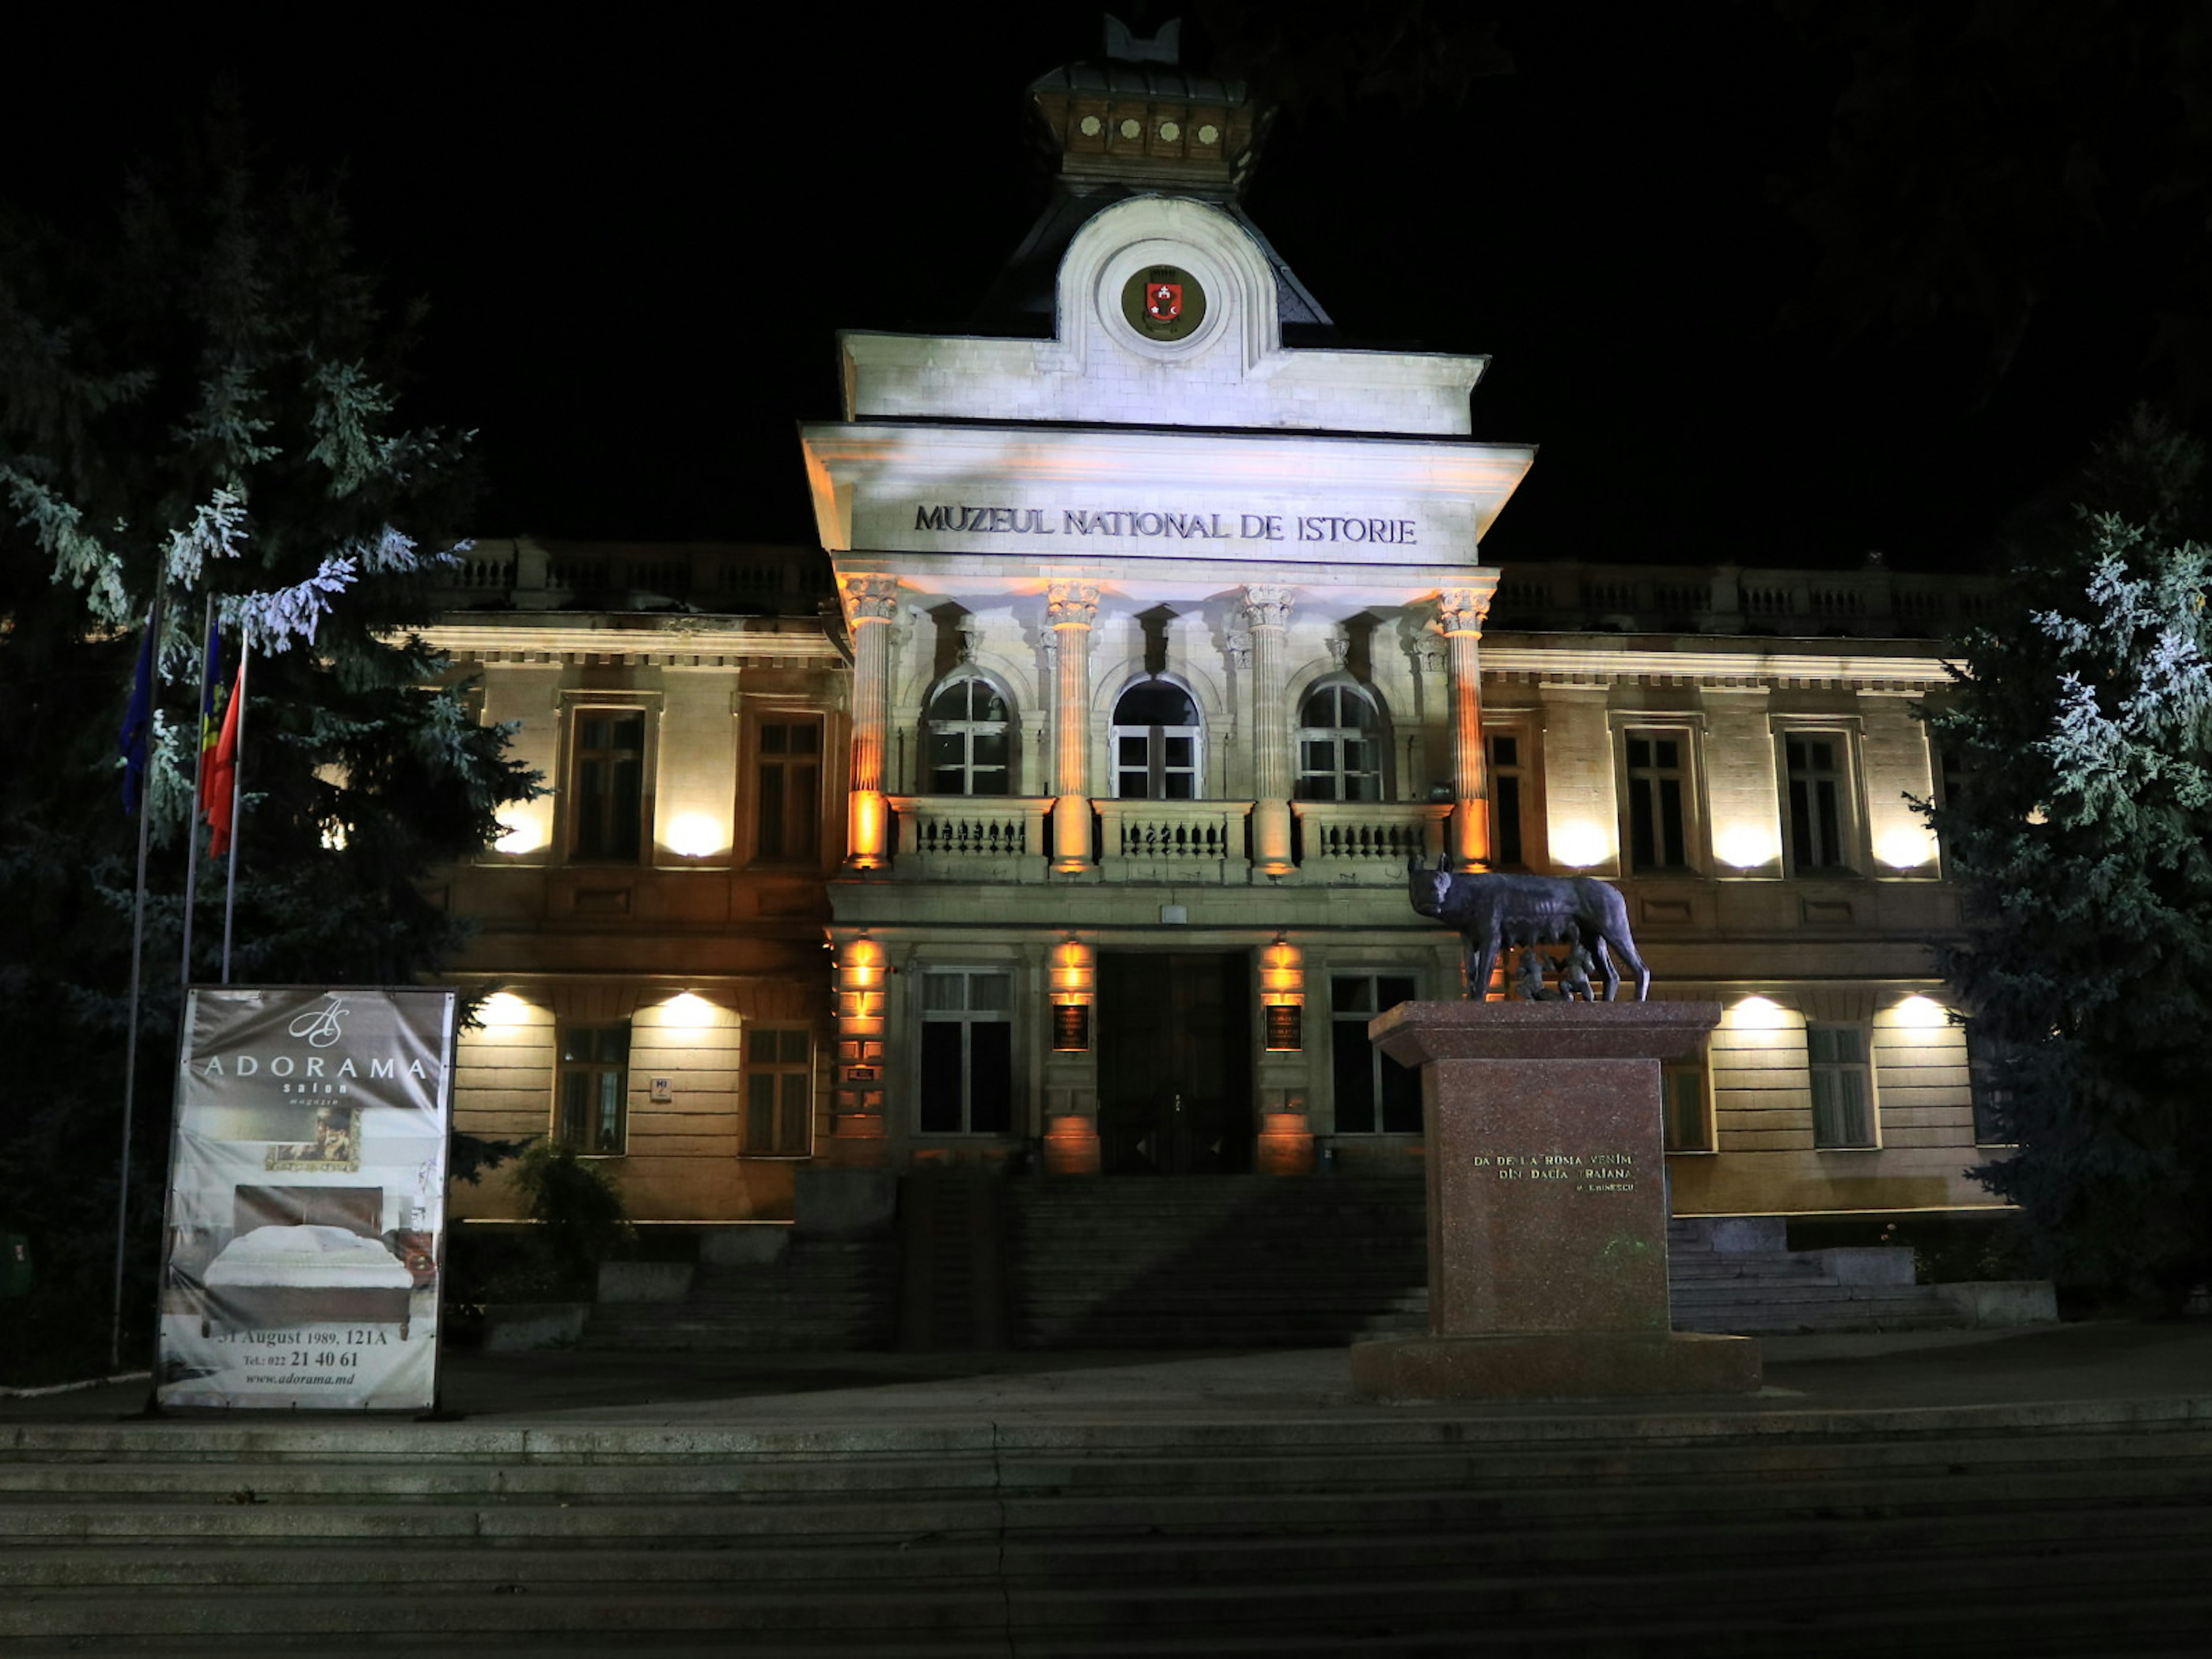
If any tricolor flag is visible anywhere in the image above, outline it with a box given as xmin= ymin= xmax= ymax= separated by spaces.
xmin=196 ymin=618 xmax=224 ymax=804
xmin=118 ymin=619 xmax=155 ymax=815
xmin=206 ymin=656 xmax=245 ymax=859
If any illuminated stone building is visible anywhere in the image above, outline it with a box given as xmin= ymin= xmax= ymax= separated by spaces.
xmin=431 ymin=41 xmax=2007 ymax=1240
xmin=426 ymin=539 xmax=846 ymax=1226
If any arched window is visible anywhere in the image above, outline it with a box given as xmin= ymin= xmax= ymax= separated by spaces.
xmin=1111 ymin=680 xmax=1201 ymax=799
xmin=1295 ymin=682 xmax=1383 ymax=801
xmin=925 ymin=677 xmax=1010 ymax=796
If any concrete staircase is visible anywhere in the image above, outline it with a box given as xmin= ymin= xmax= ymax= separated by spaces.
xmin=4 ymin=1404 xmax=2211 ymax=1652
xmin=1006 ymin=1179 xmax=1984 ymax=1349
xmin=1008 ymin=1176 xmax=1430 ymax=1349
xmin=900 ymin=1165 xmax=1010 ymax=1351
xmin=573 ymin=1184 xmax=2003 ymax=1355
xmin=1666 ymin=1217 xmax=1976 ymax=1335
xmin=583 ymin=1236 xmax=896 ymax=1352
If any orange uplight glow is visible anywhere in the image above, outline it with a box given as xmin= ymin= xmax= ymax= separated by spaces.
xmin=1051 ymin=938 xmax=1095 ymax=1005
xmin=847 ymin=789 xmax=887 ymax=868
xmin=843 ymin=935 xmax=885 ymax=990
xmin=1260 ymin=936 xmax=1305 ymax=1050
xmin=836 ymin=935 xmax=888 ymax=1042
xmin=1044 ymin=1113 xmax=1103 ymax=1176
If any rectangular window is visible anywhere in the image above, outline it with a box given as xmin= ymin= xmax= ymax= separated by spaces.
xmin=1623 ymin=730 xmax=1691 ymax=872
xmin=1785 ymin=733 xmax=1854 ymax=873
xmin=1662 ymin=1053 xmax=1713 ymax=1152
xmin=570 ymin=711 xmax=645 ymax=862
xmin=919 ymin=968 xmax=1014 ymax=1135
xmin=743 ymin=1027 xmax=813 ymax=1157
xmin=755 ymin=717 xmax=821 ymax=862
xmin=1965 ymin=1021 xmax=2014 ymax=1146
xmin=1487 ymin=733 xmax=1525 ymax=868
xmin=1807 ymin=1023 xmax=1877 ymax=1148
xmin=556 ymin=1023 xmax=630 ymax=1154
xmin=1330 ymin=975 xmax=1422 ymax=1134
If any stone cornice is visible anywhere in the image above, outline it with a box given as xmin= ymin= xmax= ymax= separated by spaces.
xmin=419 ymin=613 xmax=844 ymax=668
xmin=1480 ymin=638 xmax=1955 ymax=690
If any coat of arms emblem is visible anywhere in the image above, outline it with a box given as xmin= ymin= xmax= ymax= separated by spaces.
xmin=1146 ymin=282 xmax=1182 ymax=322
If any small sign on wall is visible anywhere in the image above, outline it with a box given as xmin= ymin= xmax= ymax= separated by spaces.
xmin=1264 ymin=1004 xmax=1303 ymax=1051
xmin=1052 ymin=1004 xmax=1092 ymax=1051
xmin=649 ymin=1077 xmax=673 ymax=1103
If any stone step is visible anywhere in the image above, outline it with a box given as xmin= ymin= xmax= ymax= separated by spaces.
xmin=10 ymin=1488 xmax=2211 ymax=1575
xmin=12 ymin=1417 xmax=2207 ymax=1487
xmin=13 ymin=1465 xmax=2212 ymax=1563
xmin=3 ymin=1530 xmax=2209 ymax=1646
xmin=0 ymin=1531 xmax=2203 ymax=1637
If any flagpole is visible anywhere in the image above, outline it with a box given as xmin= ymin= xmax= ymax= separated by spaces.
xmin=111 ymin=583 xmax=166 ymax=1372
xmin=179 ymin=595 xmax=213 ymax=994
xmin=219 ymin=639 xmax=249 ymax=984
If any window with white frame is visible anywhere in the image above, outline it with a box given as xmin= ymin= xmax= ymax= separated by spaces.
xmin=1111 ymin=680 xmax=1201 ymax=800
xmin=743 ymin=1027 xmax=813 ymax=1156
xmin=1622 ymin=729 xmax=1695 ymax=872
xmin=555 ymin=1022 xmax=630 ymax=1154
xmin=1330 ymin=974 xmax=1422 ymax=1133
xmin=1294 ymin=681 xmax=1383 ymax=801
xmin=569 ymin=710 xmax=646 ymax=862
xmin=1807 ymin=1023 xmax=1877 ymax=1147
xmin=925 ymin=677 xmax=1011 ymax=796
xmin=1783 ymin=731 xmax=1857 ymax=874
xmin=918 ymin=968 xmax=1014 ymax=1135
xmin=1965 ymin=1021 xmax=2014 ymax=1146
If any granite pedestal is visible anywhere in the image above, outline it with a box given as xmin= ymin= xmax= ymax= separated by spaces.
xmin=1349 ymin=1000 xmax=1760 ymax=1400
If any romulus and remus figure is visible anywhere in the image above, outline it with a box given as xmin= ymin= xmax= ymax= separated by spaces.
xmin=1407 ymin=854 xmax=1650 ymax=1002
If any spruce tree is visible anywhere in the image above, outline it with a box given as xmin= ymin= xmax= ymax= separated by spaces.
xmin=1923 ymin=411 xmax=2212 ymax=1301
xmin=0 ymin=119 xmax=537 ymax=1378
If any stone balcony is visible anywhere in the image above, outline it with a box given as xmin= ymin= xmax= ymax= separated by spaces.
xmin=890 ymin=796 xmax=1052 ymax=883
xmin=879 ymin=796 xmax=1446 ymax=887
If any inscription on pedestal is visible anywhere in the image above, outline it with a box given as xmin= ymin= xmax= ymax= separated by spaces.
xmin=1470 ymin=1150 xmax=1640 ymax=1193
xmin=1348 ymin=991 xmax=1758 ymax=1398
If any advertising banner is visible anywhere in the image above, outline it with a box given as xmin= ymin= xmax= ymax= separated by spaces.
xmin=156 ymin=987 xmax=456 ymax=1411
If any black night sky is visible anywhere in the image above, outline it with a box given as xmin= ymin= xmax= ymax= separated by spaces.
xmin=10 ymin=6 xmax=2194 ymax=576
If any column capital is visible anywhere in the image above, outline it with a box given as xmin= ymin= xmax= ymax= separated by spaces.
xmin=1436 ymin=586 xmax=1493 ymax=638
xmin=839 ymin=573 xmax=901 ymax=627
xmin=1046 ymin=579 xmax=1101 ymax=628
xmin=1239 ymin=585 xmax=1296 ymax=631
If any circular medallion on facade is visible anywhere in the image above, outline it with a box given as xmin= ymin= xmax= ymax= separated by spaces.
xmin=1121 ymin=264 xmax=1207 ymax=342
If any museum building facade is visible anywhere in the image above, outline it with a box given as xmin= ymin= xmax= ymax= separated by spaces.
xmin=431 ymin=52 xmax=2007 ymax=1232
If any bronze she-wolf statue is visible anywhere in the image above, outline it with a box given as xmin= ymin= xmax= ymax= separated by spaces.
xmin=1407 ymin=854 xmax=1650 ymax=1001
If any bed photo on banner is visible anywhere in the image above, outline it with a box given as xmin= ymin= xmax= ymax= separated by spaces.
xmin=157 ymin=987 xmax=457 ymax=1410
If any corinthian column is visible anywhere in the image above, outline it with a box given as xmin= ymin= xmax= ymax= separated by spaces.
xmin=840 ymin=574 xmax=900 ymax=869
xmin=1438 ymin=584 xmax=1495 ymax=871
xmin=1047 ymin=580 xmax=1100 ymax=873
xmin=1241 ymin=585 xmax=1296 ymax=876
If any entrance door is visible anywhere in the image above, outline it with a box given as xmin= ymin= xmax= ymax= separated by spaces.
xmin=1096 ymin=952 xmax=1253 ymax=1175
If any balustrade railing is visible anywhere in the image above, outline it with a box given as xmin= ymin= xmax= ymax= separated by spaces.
xmin=882 ymin=796 xmax=1457 ymax=885
xmin=889 ymin=796 xmax=1051 ymax=881
xmin=1293 ymin=801 xmax=1450 ymax=882
xmin=1094 ymin=800 xmax=1252 ymax=882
